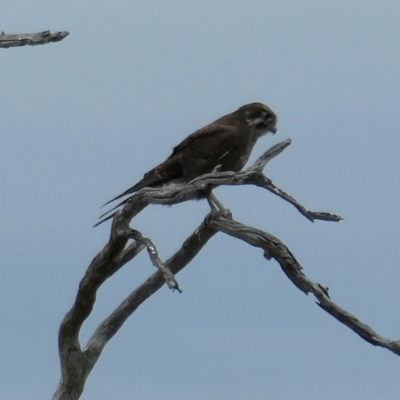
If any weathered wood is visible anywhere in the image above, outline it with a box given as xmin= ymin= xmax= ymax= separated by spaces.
xmin=206 ymin=213 xmax=400 ymax=355
xmin=53 ymin=220 xmax=216 ymax=400
xmin=0 ymin=30 xmax=69 ymax=48
xmin=53 ymin=139 xmax=397 ymax=400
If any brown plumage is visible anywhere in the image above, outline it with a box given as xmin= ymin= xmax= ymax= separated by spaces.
xmin=96 ymin=102 xmax=277 ymax=226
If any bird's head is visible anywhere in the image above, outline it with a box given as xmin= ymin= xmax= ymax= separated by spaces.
xmin=239 ymin=102 xmax=277 ymax=136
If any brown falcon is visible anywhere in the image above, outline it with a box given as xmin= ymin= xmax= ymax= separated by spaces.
xmin=96 ymin=102 xmax=277 ymax=226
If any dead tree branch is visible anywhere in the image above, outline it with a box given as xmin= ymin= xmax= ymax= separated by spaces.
xmin=122 ymin=226 xmax=182 ymax=292
xmin=0 ymin=30 xmax=69 ymax=48
xmin=53 ymin=220 xmax=216 ymax=400
xmin=95 ymin=139 xmax=342 ymax=226
xmin=53 ymin=139 xmax=396 ymax=400
xmin=206 ymin=213 xmax=400 ymax=355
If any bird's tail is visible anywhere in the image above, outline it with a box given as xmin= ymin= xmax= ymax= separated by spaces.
xmin=101 ymin=183 xmax=141 ymax=207
xmin=94 ymin=196 xmax=132 ymax=227
xmin=93 ymin=211 xmax=117 ymax=227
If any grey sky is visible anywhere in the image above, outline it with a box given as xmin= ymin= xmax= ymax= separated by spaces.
xmin=1 ymin=1 xmax=400 ymax=399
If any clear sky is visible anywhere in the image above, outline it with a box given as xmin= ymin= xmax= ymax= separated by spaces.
xmin=1 ymin=1 xmax=400 ymax=399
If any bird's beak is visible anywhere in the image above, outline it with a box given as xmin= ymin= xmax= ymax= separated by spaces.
xmin=268 ymin=125 xmax=277 ymax=134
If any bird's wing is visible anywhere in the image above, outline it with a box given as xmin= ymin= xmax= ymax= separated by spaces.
xmin=170 ymin=124 xmax=237 ymax=156
xmin=102 ymin=124 xmax=241 ymax=208
xmin=171 ymin=124 xmax=246 ymax=177
xmin=102 ymin=156 xmax=183 ymax=206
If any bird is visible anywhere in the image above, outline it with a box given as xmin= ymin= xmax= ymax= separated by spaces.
xmin=95 ymin=102 xmax=277 ymax=226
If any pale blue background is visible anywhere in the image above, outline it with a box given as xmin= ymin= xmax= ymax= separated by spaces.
xmin=1 ymin=1 xmax=399 ymax=399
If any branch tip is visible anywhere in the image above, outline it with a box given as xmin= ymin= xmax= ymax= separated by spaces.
xmin=0 ymin=30 xmax=69 ymax=48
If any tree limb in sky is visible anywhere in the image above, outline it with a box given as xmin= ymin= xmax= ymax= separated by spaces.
xmin=52 ymin=140 xmax=399 ymax=400
xmin=0 ymin=30 xmax=69 ymax=48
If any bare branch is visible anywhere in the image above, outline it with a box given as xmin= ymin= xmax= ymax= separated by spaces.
xmin=0 ymin=30 xmax=69 ymax=48
xmin=248 ymin=174 xmax=343 ymax=222
xmin=251 ymin=138 xmax=292 ymax=171
xmin=206 ymin=212 xmax=400 ymax=356
xmin=84 ymin=219 xmax=216 ymax=358
xmin=53 ymin=216 xmax=216 ymax=400
xmin=96 ymin=139 xmax=342 ymax=226
xmin=122 ymin=226 xmax=182 ymax=292
xmin=115 ymin=241 xmax=145 ymax=266
xmin=54 ymin=233 xmax=136 ymax=399
xmin=54 ymin=140 xmax=354 ymax=400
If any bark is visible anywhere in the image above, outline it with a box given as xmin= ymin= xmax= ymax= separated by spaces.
xmin=0 ymin=30 xmax=69 ymax=48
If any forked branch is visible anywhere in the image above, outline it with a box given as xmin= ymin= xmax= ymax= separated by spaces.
xmin=53 ymin=139 xmax=396 ymax=400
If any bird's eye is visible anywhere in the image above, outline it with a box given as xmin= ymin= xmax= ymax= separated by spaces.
xmin=249 ymin=110 xmax=264 ymax=119
xmin=264 ymin=112 xmax=274 ymax=121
